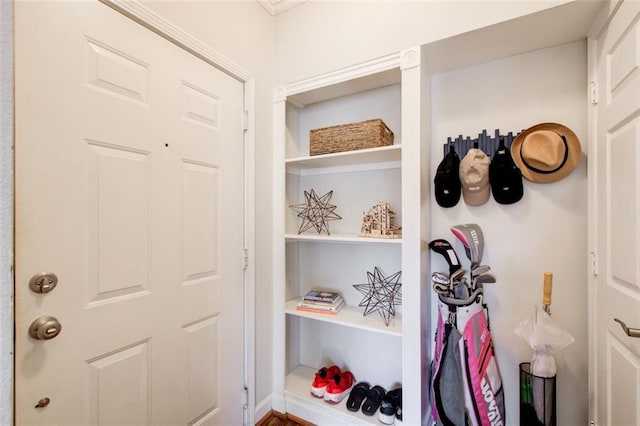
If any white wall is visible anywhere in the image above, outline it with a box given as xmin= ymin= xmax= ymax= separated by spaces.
xmin=430 ymin=40 xmax=588 ymax=425
xmin=0 ymin=0 xmax=13 ymax=423
xmin=274 ymin=2 xmax=590 ymax=425
xmin=274 ymin=0 xmax=574 ymax=85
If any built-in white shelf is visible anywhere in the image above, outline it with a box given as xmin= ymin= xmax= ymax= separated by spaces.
xmin=285 ymin=365 xmax=379 ymax=425
xmin=285 ymin=145 xmax=401 ymax=176
xmin=285 ymin=299 xmax=402 ymax=336
xmin=275 ymin=47 xmax=426 ymax=425
xmin=284 ymin=233 xmax=402 ymax=245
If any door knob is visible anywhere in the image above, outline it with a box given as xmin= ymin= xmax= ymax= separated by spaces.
xmin=614 ymin=318 xmax=640 ymax=338
xmin=29 ymin=273 xmax=58 ymax=294
xmin=29 ymin=316 xmax=62 ymax=340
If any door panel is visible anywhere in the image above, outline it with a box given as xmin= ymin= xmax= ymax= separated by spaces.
xmin=14 ymin=2 xmax=245 ymax=424
xmin=87 ymin=141 xmax=151 ymax=303
xmin=607 ymin=334 xmax=640 ymax=426
xmin=592 ymin=1 xmax=640 ymax=424
xmin=86 ymin=340 xmax=151 ymax=425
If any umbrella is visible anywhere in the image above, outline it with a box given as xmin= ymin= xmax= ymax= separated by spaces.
xmin=515 ymin=272 xmax=574 ymax=425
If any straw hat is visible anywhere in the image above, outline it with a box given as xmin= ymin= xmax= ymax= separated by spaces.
xmin=510 ymin=123 xmax=581 ymax=183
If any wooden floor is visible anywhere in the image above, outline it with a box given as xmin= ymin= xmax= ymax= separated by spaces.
xmin=256 ymin=410 xmax=313 ymax=426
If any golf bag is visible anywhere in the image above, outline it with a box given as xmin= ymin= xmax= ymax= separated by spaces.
xmin=431 ymin=297 xmax=505 ymax=426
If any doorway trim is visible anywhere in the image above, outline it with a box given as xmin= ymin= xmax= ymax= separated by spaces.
xmin=0 ymin=0 xmax=14 ymax=424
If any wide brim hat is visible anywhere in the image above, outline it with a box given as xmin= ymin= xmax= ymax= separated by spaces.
xmin=510 ymin=122 xmax=581 ymax=183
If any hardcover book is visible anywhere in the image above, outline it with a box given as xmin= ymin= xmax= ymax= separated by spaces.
xmin=297 ymin=298 xmax=345 ymax=315
xmin=302 ymin=290 xmax=341 ymax=303
xmin=297 ymin=297 xmax=344 ymax=311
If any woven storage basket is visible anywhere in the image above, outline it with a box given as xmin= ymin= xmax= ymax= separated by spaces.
xmin=309 ymin=118 xmax=394 ymax=156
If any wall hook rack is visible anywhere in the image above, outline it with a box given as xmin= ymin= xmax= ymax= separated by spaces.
xmin=442 ymin=128 xmax=518 ymax=158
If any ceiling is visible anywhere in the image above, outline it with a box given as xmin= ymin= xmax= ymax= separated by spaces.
xmin=256 ymin=0 xmax=308 ymax=16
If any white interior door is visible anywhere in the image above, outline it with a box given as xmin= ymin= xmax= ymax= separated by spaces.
xmin=14 ymin=1 xmax=245 ymax=424
xmin=591 ymin=1 xmax=640 ymax=425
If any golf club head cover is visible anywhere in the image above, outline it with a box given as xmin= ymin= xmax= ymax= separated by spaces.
xmin=451 ymin=224 xmax=484 ymax=267
xmin=429 ymin=239 xmax=462 ymax=276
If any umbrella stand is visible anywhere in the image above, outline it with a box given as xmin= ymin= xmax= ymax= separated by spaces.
xmin=519 ymin=362 xmax=556 ymax=426
xmin=518 ymin=272 xmax=558 ymax=426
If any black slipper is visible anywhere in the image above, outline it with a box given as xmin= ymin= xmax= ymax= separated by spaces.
xmin=346 ymin=381 xmax=370 ymax=412
xmin=361 ymin=385 xmax=386 ymax=416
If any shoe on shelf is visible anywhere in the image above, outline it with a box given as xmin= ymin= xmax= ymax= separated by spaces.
xmin=395 ymin=389 xmax=403 ymax=424
xmin=310 ymin=365 xmax=341 ymax=398
xmin=378 ymin=388 xmax=402 ymax=425
xmin=360 ymin=385 xmax=386 ymax=416
xmin=346 ymin=381 xmax=370 ymax=412
xmin=323 ymin=371 xmax=355 ymax=403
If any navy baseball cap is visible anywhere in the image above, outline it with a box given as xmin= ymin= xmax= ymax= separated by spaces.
xmin=490 ymin=140 xmax=523 ymax=204
xmin=434 ymin=147 xmax=461 ymax=208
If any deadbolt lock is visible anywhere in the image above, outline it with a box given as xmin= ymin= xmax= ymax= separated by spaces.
xmin=29 ymin=316 xmax=62 ymax=340
xmin=29 ymin=273 xmax=58 ymax=294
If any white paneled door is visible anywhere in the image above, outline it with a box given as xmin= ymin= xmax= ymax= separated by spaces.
xmin=14 ymin=1 xmax=245 ymax=424
xmin=591 ymin=1 xmax=640 ymax=425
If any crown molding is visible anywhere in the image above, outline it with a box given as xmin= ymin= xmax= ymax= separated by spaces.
xmin=100 ymin=0 xmax=252 ymax=81
xmin=256 ymin=0 xmax=307 ymax=16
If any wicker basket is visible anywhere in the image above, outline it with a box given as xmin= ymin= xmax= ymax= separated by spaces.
xmin=309 ymin=118 xmax=394 ymax=156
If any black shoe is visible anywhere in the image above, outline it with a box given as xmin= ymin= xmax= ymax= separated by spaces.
xmin=378 ymin=388 xmax=401 ymax=425
xmin=346 ymin=381 xmax=369 ymax=412
xmin=361 ymin=385 xmax=386 ymax=416
xmin=395 ymin=389 xmax=402 ymax=423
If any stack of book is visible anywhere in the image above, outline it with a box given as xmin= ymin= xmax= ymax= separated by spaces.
xmin=297 ymin=290 xmax=345 ymax=315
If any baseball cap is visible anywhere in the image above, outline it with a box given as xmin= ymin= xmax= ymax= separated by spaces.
xmin=490 ymin=139 xmax=523 ymax=204
xmin=434 ymin=146 xmax=461 ymax=208
xmin=459 ymin=148 xmax=490 ymax=206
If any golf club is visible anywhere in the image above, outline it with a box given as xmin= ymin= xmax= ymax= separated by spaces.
xmin=471 ymin=264 xmax=491 ymax=278
xmin=473 ymin=273 xmax=496 ymax=291
xmin=431 ymin=271 xmax=450 ymax=285
xmin=432 ymin=282 xmax=450 ymax=295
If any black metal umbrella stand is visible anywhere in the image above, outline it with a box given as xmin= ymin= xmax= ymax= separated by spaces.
xmin=519 ymin=362 xmax=556 ymax=426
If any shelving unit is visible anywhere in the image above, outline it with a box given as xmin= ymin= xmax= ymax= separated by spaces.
xmin=273 ymin=47 xmax=429 ymax=425
xmin=284 ymin=299 xmax=402 ymax=337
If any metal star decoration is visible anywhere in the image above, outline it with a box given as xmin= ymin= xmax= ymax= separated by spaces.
xmin=289 ymin=189 xmax=342 ymax=235
xmin=353 ymin=267 xmax=402 ymax=326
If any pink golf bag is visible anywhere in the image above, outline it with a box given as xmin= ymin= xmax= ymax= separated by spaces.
xmin=431 ymin=297 xmax=505 ymax=426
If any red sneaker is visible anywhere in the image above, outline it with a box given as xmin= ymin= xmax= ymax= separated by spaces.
xmin=324 ymin=371 xmax=355 ymax=403
xmin=310 ymin=365 xmax=341 ymax=397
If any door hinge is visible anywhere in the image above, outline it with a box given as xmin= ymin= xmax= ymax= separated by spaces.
xmin=590 ymin=81 xmax=598 ymax=105
xmin=242 ymin=386 xmax=248 ymax=409
xmin=242 ymin=110 xmax=249 ymax=132
xmin=243 ymin=248 xmax=249 ymax=270
xmin=590 ymin=251 xmax=598 ymax=277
